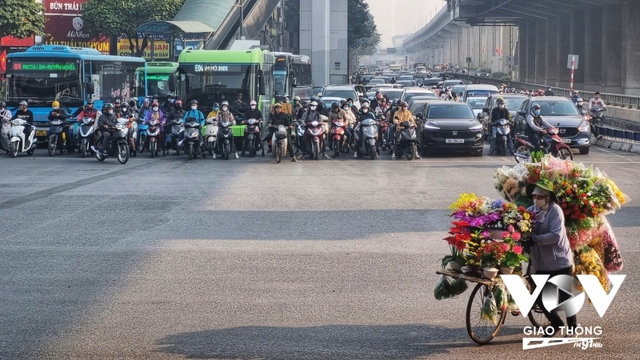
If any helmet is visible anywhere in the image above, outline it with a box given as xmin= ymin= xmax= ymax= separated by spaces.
xmin=190 ymin=99 xmax=198 ymax=105
xmin=20 ymin=101 xmax=28 ymax=106
xmin=104 ymin=103 xmax=114 ymax=109
xmin=310 ymin=101 xmax=318 ymax=107
xmin=175 ymin=100 xmax=182 ymax=106
xmin=129 ymin=100 xmax=136 ymax=107
xmin=143 ymin=98 xmax=150 ymax=103
xmin=213 ymin=102 xmax=220 ymax=107
xmin=361 ymin=102 xmax=369 ymax=108
xmin=340 ymin=99 xmax=348 ymax=106
xmin=395 ymin=99 xmax=402 ymax=106
xmin=87 ymin=100 xmax=94 ymax=105
xmin=400 ymin=101 xmax=408 ymax=107
xmin=576 ymin=98 xmax=584 ymax=105
xmin=531 ymin=104 xmax=541 ymax=114
xmin=301 ymin=100 xmax=309 ymax=107
xmin=221 ymin=101 xmax=229 ymax=106
xmin=0 ymin=101 xmax=6 ymax=108
xmin=310 ymin=96 xmax=317 ymax=102
xmin=52 ymin=101 xmax=60 ymax=108
xmin=152 ymin=102 xmax=159 ymax=107
xmin=294 ymin=96 xmax=300 ymax=101
xmin=274 ymin=102 xmax=282 ymax=108
xmin=114 ymin=99 xmax=121 ymax=104
xmin=331 ymin=102 xmax=339 ymax=110
xmin=250 ymin=100 xmax=257 ymax=106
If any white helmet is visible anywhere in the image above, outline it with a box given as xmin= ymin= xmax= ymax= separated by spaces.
xmin=294 ymin=96 xmax=301 ymax=101
xmin=310 ymin=101 xmax=318 ymax=106
xmin=250 ymin=100 xmax=257 ymax=106
xmin=221 ymin=101 xmax=229 ymax=106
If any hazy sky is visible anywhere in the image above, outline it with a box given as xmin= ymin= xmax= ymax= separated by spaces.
xmin=367 ymin=0 xmax=446 ymax=48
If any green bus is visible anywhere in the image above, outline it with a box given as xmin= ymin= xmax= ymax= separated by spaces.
xmin=177 ymin=47 xmax=273 ymax=137
xmin=135 ymin=61 xmax=180 ymax=105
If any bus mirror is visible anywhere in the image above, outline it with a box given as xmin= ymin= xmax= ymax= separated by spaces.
xmin=169 ymin=80 xmax=176 ymax=92
xmin=258 ymin=75 xmax=266 ymax=96
xmin=292 ymin=77 xmax=298 ymax=88
xmin=85 ymin=82 xmax=95 ymax=95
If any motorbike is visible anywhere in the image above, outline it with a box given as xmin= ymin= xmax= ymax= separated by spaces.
xmin=513 ymin=125 xmax=573 ymax=163
xmin=9 ymin=119 xmax=36 ymax=157
xmin=180 ymin=119 xmax=203 ymax=160
xmin=95 ymin=118 xmax=130 ymax=164
xmin=353 ymin=118 xmax=379 ymax=160
xmin=165 ymin=118 xmax=184 ymax=156
xmin=329 ymin=118 xmax=348 ymax=158
xmin=376 ymin=114 xmax=390 ymax=151
xmin=215 ymin=119 xmax=234 ymax=160
xmin=137 ymin=118 xmax=148 ymax=153
xmin=47 ymin=118 xmax=68 ymax=156
xmin=243 ymin=118 xmax=263 ymax=157
xmin=204 ymin=117 xmax=218 ymax=157
xmin=146 ymin=117 xmax=163 ymax=158
xmin=77 ymin=116 xmax=95 ymax=158
xmin=304 ymin=119 xmax=326 ymax=160
xmin=295 ymin=119 xmax=306 ymax=153
xmin=271 ymin=125 xmax=289 ymax=163
xmin=589 ymin=107 xmax=606 ymax=135
xmin=492 ymin=118 xmax=512 ymax=156
xmin=394 ymin=121 xmax=418 ymax=160
xmin=127 ymin=115 xmax=138 ymax=157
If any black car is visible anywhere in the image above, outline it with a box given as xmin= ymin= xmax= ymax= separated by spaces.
xmin=417 ymin=101 xmax=484 ymax=156
xmin=479 ymin=94 xmax=529 ymax=138
xmin=514 ymin=96 xmax=591 ymax=154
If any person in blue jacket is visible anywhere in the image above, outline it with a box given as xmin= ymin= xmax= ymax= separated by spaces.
xmin=182 ymin=99 xmax=205 ymax=148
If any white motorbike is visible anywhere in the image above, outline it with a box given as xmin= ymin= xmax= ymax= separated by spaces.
xmin=204 ymin=117 xmax=218 ymax=158
xmin=77 ymin=116 xmax=96 ymax=158
xmin=271 ymin=125 xmax=288 ymax=163
xmin=9 ymin=119 xmax=36 ymax=157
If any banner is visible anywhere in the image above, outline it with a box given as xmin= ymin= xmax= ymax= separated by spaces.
xmin=117 ymin=40 xmax=170 ymax=60
xmin=43 ymin=0 xmax=110 ymax=54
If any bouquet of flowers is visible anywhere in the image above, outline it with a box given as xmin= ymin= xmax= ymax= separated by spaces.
xmin=574 ymin=246 xmax=609 ymax=292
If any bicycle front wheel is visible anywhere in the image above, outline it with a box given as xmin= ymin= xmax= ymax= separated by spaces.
xmin=466 ymin=283 xmax=506 ymax=345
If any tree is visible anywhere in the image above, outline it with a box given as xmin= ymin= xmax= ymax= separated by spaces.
xmin=82 ymin=0 xmax=185 ymax=57
xmin=0 ymin=0 xmax=46 ymax=39
xmin=347 ymin=0 xmax=381 ymax=56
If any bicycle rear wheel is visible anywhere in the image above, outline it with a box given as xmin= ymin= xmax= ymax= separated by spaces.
xmin=466 ymin=283 xmax=507 ymax=344
xmin=523 ymin=275 xmax=552 ymax=327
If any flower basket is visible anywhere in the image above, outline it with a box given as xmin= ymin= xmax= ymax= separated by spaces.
xmin=448 ymin=261 xmax=463 ymax=272
xmin=500 ymin=266 xmax=514 ymax=274
xmin=483 ymin=267 xmax=499 ymax=280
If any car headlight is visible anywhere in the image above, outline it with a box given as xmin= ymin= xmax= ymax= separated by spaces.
xmin=423 ymin=122 xmax=440 ymax=130
xmin=578 ymin=121 xmax=590 ymax=131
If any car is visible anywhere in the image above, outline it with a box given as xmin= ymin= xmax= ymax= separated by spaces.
xmin=396 ymin=80 xmax=415 ymax=88
xmin=409 ymin=99 xmax=430 ymax=116
xmin=321 ymin=85 xmax=365 ymax=108
xmin=514 ymin=96 xmax=591 ymax=154
xmin=377 ymin=88 xmax=406 ymax=103
xmin=452 ymin=84 xmax=466 ymax=98
xmin=475 ymin=68 xmax=490 ymax=77
xmin=462 ymin=84 xmax=499 ymax=102
xmin=478 ymin=94 xmax=530 ymax=138
xmin=402 ymin=88 xmax=437 ymax=103
xmin=417 ymin=100 xmax=484 ymax=156
xmin=408 ymin=95 xmax=439 ymax=110
xmin=361 ymin=74 xmax=374 ymax=84
xmin=466 ymin=97 xmax=488 ymax=118
xmin=313 ymin=86 xmax=325 ymax=97
xmin=368 ymin=78 xmax=386 ymax=86
xmin=398 ymin=75 xmax=414 ymax=81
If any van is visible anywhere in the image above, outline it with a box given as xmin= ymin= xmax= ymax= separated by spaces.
xmin=462 ymin=84 xmax=499 ymax=102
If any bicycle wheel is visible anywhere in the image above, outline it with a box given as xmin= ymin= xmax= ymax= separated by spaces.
xmin=466 ymin=283 xmax=507 ymax=344
xmin=523 ymin=275 xmax=552 ymax=328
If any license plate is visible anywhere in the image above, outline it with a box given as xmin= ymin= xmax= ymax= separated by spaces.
xmin=446 ymin=139 xmax=464 ymax=144
xmin=36 ymin=130 xmax=47 ymax=137
xmin=562 ymin=138 xmax=572 ymax=144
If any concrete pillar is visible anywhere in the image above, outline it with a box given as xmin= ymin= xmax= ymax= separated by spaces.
xmin=584 ymin=7 xmax=603 ymax=90
xmin=535 ymin=19 xmax=547 ymax=84
xmin=569 ymin=9 xmax=585 ymax=89
xmin=556 ymin=12 xmax=571 ymax=88
xmin=518 ymin=23 xmax=527 ymax=82
xmin=546 ymin=17 xmax=558 ymax=85
xmin=602 ymin=5 xmax=622 ymax=92
xmin=525 ymin=22 xmax=537 ymax=83
xmin=300 ymin=0 xmax=330 ymax=85
xmin=621 ymin=2 xmax=640 ymax=95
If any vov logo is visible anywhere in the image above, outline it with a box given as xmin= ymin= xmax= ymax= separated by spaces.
xmin=501 ymin=274 xmax=626 ymax=318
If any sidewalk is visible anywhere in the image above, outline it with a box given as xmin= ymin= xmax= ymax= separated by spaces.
xmin=593 ymin=117 xmax=640 ymax=153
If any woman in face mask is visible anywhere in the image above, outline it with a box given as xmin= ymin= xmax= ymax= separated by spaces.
xmin=526 ymin=179 xmax=575 ymax=337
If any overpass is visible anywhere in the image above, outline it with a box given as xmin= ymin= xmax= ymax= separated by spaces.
xmin=404 ymin=0 xmax=640 ymax=95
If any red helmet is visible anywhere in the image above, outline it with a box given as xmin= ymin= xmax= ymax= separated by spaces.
xmin=152 ymin=102 xmax=159 ymax=106
xmin=175 ymin=100 xmax=182 ymax=106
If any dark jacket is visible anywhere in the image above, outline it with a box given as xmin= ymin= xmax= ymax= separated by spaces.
xmin=301 ymin=110 xmax=322 ymax=123
xmin=97 ymin=113 xmax=117 ymax=129
xmin=13 ymin=109 xmax=34 ymax=124
xmin=167 ymin=109 xmax=186 ymax=122
xmin=48 ymin=108 xmax=69 ymax=122
xmin=269 ymin=112 xmax=289 ymax=126
xmin=245 ymin=109 xmax=263 ymax=121
xmin=72 ymin=106 xmax=98 ymax=120
xmin=490 ymin=107 xmax=511 ymax=122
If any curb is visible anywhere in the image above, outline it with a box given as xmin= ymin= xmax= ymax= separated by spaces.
xmin=594 ymin=137 xmax=640 ymax=153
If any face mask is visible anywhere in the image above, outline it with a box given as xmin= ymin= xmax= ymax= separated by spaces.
xmin=348 ymin=102 xmax=353 ymax=106
xmin=310 ymin=106 xmax=317 ymax=110
xmin=499 ymin=104 xmax=505 ymax=109
xmin=191 ymin=106 xmax=197 ymax=110
xmin=222 ymin=106 xmax=228 ymax=111
xmin=213 ymin=107 xmax=219 ymax=111
xmin=534 ymin=198 xmax=548 ymax=209
xmin=169 ymin=99 xmax=175 ymax=103
xmin=577 ymin=102 xmax=583 ymax=106
xmin=175 ymin=106 xmax=182 ymax=110
xmin=343 ymin=106 xmax=349 ymax=110
xmin=108 ymin=110 xmax=114 ymax=115
xmin=250 ymin=105 xmax=256 ymax=110
xmin=534 ymin=110 xmax=541 ymax=116
xmin=152 ymin=107 xmax=158 ymax=112
xmin=362 ymin=108 xmax=368 ymax=113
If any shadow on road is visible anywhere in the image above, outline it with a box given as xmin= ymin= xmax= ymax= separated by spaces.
xmin=155 ymin=324 xmax=522 ymax=359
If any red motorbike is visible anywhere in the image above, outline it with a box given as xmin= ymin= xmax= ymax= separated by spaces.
xmin=147 ymin=118 xmax=163 ymax=158
xmin=305 ymin=119 xmax=325 ymax=160
xmin=377 ymin=114 xmax=389 ymax=151
xmin=330 ymin=118 xmax=348 ymax=157
xmin=514 ymin=125 xmax=573 ymax=163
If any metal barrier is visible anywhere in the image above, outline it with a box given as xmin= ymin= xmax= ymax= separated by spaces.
xmin=444 ymin=73 xmax=640 ymax=109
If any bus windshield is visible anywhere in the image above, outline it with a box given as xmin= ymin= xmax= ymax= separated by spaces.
xmin=141 ymin=74 xmax=172 ymax=98
xmin=181 ymin=64 xmax=255 ymax=115
xmin=273 ymin=68 xmax=287 ymax=96
xmin=5 ymin=58 xmax=82 ymax=107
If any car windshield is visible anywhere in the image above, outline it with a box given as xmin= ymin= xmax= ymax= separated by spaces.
xmin=466 ymin=97 xmax=487 ymax=109
xmin=410 ymin=101 xmax=428 ymax=114
xmin=466 ymin=90 xmax=497 ymax=97
xmin=378 ymin=89 xmax=404 ymax=100
xmin=322 ymin=89 xmax=356 ymax=99
xmin=533 ymin=101 xmax=580 ymax=116
xmin=498 ymin=97 xmax=527 ymax=111
xmin=427 ymin=105 xmax=474 ymax=119
xmin=404 ymin=92 xmax=435 ymax=102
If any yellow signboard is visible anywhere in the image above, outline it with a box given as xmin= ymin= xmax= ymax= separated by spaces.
xmin=118 ymin=40 xmax=170 ymax=59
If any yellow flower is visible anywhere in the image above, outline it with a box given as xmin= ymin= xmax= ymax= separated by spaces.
xmin=523 ymin=212 xmax=530 ymax=220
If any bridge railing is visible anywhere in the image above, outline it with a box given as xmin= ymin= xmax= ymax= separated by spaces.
xmin=444 ymin=73 xmax=640 ymax=110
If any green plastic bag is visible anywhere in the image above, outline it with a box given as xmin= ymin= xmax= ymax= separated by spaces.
xmin=434 ymin=275 xmax=468 ymax=300
xmin=481 ymin=292 xmax=499 ymax=324
xmin=492 ymin=283 xmax=508 ymax=312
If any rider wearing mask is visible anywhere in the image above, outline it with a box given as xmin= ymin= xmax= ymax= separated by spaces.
xmin=293 ymin=96 xmax=302 ymax=116
xmin=145 ymin=102 xmax=166 ymax=152
xmin=329 ymin=102 xmax=348 ymax=151
xmin=118 ymin=103 xmax=137 ymax=157
xmin=139 ymin=98 xmax=152 ymax=119
xmin=183 ymin=100 xmax=205 ymax=125
xmin=48 ymin=100 xmax=72 ymax=152
xmin=392 ymin=101 xmax=419 ymax=160
xmin=0 ymin=102 xmax=12 ymax=155
xmin=353 ymin=102 xmax=376 ymax=157
xmin=570 ymin=90 xmax=580 ymax=104
xmin=207 ymin=102 xmax=220 ymax=119
xmin=243 ymin=100 xmax=264 ymax=156
xmin=527 ymin=179 xmax=575 ymax=337
xmin=96 ymin=103 xmax=117 ymax=156
xmin=266 ymin=103 xmax=298 ymax=162
xmin=300 ymin=101 xmax=322 ymax=157
xmin=489 ymin=97 xmax=514 ymax=155
xmin=13 ymin=101 xmax=34 ymax=140
xmin=525 ymin=104 xmax=552 ymax=162
xmin=216 ymin=101 xmax=238 ymax=159
xmin=342 ymin=101 xmax=356 ymax=147
xmin=165 ymin=100 xmax=185 ymax=149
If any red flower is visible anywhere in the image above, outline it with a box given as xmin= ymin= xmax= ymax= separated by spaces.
xmin=513 ymin=245 xmax=523 ymax=255
xmin=511 ymin=232 xmax=522 ymax=241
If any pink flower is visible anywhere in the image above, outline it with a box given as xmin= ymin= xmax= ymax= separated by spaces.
xmin=511 ymin=232 xmax=522 ymax=241
xmin=507 ymin=225 xmax=515 ymax=233
xmin=513 ymin=245 xmax=523 ymax=255
xmin=501 ymin=243 xmax=510 ymax=252
xmin=501 ymin=231 xmax=510 ymax=239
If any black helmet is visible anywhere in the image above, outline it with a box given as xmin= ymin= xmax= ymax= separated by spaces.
xmin=87 ymin=100 xmax=94 ymax=105
xmin=301 ymin=100 xmax=309 ymax=107
xmin=531 ymin=104 xmax=541 ymax=114
xmin=340 ymin=99 xmax=348 ymax=106
xmin=331 ymin=102 xmax=339 ymax=110
xmin=190 ymin=99 xmax=198 ymax=105
xmin=213 ymin=102 xmax=220 ymax=107
xmin=121 ymin=103 xmax=129 ymax=109
xmin=0 ymin=101 xmax=5 ymax=108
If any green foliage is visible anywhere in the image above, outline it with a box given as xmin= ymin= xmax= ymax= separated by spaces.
xmin=0 ymin=0 xmax=46 ymax=39
xmin=82 ymin=0 xmax=185 ymax=56
xmin=348 ymin=0 xmax=381 ymax=56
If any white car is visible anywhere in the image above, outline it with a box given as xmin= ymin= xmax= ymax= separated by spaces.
xmin=321 ymin=85 xmax=365 ymax=109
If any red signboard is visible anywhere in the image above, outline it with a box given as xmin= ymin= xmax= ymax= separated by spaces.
xmin=0 ymin=50 xmax=7 ymax=73
xmin=44 ymin=0 xmax=85 ymax=14
xmin=43 ymin=0 xmax=110 ymax=54
xmin=1 ymin=36 xmax=35 ymax=47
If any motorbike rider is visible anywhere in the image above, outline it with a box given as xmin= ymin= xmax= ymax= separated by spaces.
xmin=138 ymin=98 xmax=152 ymax=119
xmin=300 ymin=100 xmax=323 ymax=158
xmin=296 ymin=100 xmax=309 ymax=120
xmin=96 ymin=103 xmax=117 ymax=156
xmin=293 ymin=96 xmax=302 ymax=116
xmin=526 ymin=104 xmax=553 ymax=162
xmin=48 ymin=100 xmax=72 ymax=152
xmin=370 ymin=92 xmax=384 ymax=111
xmin=163 ymin=94 xmax=175 ymax=114
xmin=114 ymin=99 xmax=123 ymax=115
xmin=353 ymin=102 xmax=376 ymax=158
xmin=242 ymin=100 xmax=264 ymax=156
xmin=118 ymin=103 xmax=138 ymax=157
xmin=13 ymin=101 xmax=34 ymax=140
xmin=216 ymin=101 xmax=239 ymax=159
xmin=129 ymin=98 xmax=139 ymax=114
xmin=207 ymin=102 xmax=220 ymax=119
xmin=165 ymin=100 xmax=185 ymax=149
xmin=267 ymin=103 xmax=298 ymax=162
xmin=544 ymin=86 xmax=555 ymax=96
xmin=281 ymin=96 xmax=293 ymax=117
xmin=328 ymin=102 xmax=349 ymax=152
xmin=392 ymin=101 xmax=420 ymax=160
xmin=0 ymin=102 xmax=12 ymax=155
xmin=182 ymin=99 xmax=206 ymax=153
xmin=570 ymin=90 xmax=580 ymax=103
xmin=71 ymin=99 xmax=99 ymax=120
xmin=575 ymin=98 xmax=586 ymax=114
xmin=588 ymin=91 xmax=607 ymax=113
xmin=488 ymin=97 xmax=514 ymax=155
xmin=145 ymin=101 xmax=166 ymax=152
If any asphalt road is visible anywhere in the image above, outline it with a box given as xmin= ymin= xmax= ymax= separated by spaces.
xmin=1 ymin=144 xmax=638 ymax=360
